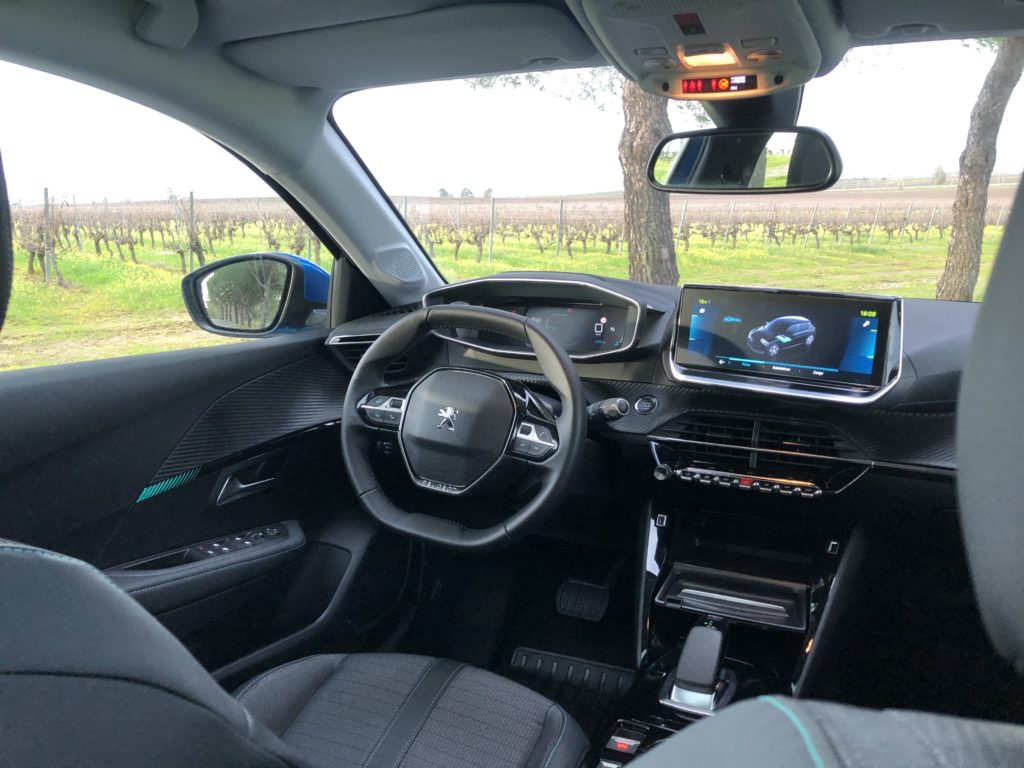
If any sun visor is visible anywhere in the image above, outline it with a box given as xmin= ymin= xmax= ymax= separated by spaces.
xmin=842 ymin=0 xmax=1024 ymax=43
xmin=224 ymin=3 xmax=599 ymax=91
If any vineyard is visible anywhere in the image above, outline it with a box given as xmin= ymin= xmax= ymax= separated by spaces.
xmin=1 ymin=185 xmax=1017 ymax=370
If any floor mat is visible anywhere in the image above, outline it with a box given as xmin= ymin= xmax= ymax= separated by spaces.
xmin=505 ymin=647 xmax=636 ymax=738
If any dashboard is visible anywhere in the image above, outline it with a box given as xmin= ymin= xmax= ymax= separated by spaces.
xmin=330 ymin=271 xmax=974 ymax=487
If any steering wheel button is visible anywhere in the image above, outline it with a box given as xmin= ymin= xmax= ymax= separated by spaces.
xmin=534 ymin=425 xmax=554 ymax=443
xmin=367 ymin=396 xmax=388 ymax=407
xmin=383 ymin=410 xmax=400 ymax=423
xmin=526 ymin=441 xmax=548 ymax=457
xmin=513 ymin=437 xmax=532 ymax=454
xmin=519 ymin=424 xmax=534 ymax=436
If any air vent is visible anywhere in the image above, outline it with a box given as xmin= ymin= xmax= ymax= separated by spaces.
xmin=758 ymin=420 xmax=857 ymax=458
xmin=374 ymin=303 xmax=420 ymax=317
xmin=658 ymin=414 xmax=754 ymax=466
xmin=652 ymin=413 xmax=864 ymax=488
xmin=327 ymin=334 xmax=408 ymax=375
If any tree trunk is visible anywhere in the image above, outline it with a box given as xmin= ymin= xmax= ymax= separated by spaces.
xmin=937 ymin=38 xmax=1024 ymax=301
xmin=619 ymin=80 xmax=678 ymax=286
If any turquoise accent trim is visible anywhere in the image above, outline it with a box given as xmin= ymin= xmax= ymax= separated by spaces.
xmin=136 ymin=467 xmax=200 ymax=503
xmin=761 ymin=697 xmax=826 ymax=768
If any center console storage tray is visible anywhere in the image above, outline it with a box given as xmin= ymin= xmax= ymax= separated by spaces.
xmin=655 ymin=562 xmax=807 ymax=631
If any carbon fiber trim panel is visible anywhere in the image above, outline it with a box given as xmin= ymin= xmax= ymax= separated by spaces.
xmin=151 ymin=355 xmax=349 ymax=482
xmin=506 ymin=374 xmax=957 ymax=470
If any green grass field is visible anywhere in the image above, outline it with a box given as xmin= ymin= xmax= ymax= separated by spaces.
xmin=0 ymin=227 xmax=1001 ymax=371
xmin=433 ymin=227 xmax=1001 ymax=297
xmin=0 ymin=235 xmax=273 ymax=370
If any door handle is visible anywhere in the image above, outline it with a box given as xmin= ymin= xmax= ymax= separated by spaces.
xmin=210 ymin=449 xmax=288 ymax=506
xmin=216 ymin=475 xmax=276 ymax=506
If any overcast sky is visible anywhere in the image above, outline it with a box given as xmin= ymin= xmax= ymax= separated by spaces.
xmin=1 ymin=39 xmax=1022 ymax=205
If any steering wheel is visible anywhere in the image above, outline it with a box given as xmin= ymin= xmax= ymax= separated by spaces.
xmin=340 ymin=305 xmax=587 ymax=550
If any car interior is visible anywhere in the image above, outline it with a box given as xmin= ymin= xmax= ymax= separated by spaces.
xmin=2 ymin=1 xmax=1024 ymax=767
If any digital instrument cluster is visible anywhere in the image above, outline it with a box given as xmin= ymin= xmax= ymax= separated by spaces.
xmin=495 ymin=303 xmax=630 ymax=355
xmin=423 ymin=278 xmax=642 ymax=361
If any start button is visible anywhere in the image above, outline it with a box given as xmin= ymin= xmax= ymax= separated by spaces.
xmin=634 ymin=396 xmax=658 ymax=415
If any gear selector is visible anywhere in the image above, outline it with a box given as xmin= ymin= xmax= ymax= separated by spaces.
xmin=659 ymin=618 xmax=736 ymax=716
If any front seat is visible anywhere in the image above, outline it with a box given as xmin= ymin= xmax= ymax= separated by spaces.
xmin=0 ymin=537 xmax=588 ymax=768
xmin=633 ymin=181 xmax=1024 ymax=766
xmin=0 ymin=157 xmax=587 ymax=768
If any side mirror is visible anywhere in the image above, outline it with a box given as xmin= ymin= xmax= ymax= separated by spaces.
xmin=648 ymin=127 xmax=842 ymax=194
xmin=181 ymin=252 xmax=329 ymax=338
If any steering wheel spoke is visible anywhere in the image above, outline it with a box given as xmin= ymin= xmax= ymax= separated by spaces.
xmin=358 ymin=391 xmax=408 ymax=430
xmin=508 ymin=419 xmax=559 ymax=462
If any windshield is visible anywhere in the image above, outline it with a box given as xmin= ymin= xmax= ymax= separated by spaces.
xmin=334 ymin=41 xmax=1024 ymax=301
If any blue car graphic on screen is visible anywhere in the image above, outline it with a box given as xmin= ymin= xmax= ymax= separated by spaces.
xmin=746 ymin=316 xmax=816 ymax=358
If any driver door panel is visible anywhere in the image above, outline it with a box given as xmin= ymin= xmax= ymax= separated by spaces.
xmin=0 ymin=333 xmax=367 ymax=667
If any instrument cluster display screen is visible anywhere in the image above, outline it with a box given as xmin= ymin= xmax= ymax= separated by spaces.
xmin=675 ymin=286 xmax=898 ymax=389
xmin=500 ymin=304 xmax=630 ymax=355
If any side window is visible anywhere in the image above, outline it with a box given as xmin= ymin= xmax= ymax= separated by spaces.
xmin=0 ymin=62 xmax=328 ymax=372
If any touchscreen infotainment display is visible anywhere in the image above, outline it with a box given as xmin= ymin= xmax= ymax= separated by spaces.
xmin=675 ymin=286 xmax=898 ymax=389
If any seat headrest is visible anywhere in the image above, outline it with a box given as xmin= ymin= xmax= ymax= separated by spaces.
xmin=957 ymin=181 xmax=1024 ymax=672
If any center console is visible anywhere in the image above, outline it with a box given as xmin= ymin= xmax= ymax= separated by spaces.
xmin=597 ymin=451 xmax=864 ymax=765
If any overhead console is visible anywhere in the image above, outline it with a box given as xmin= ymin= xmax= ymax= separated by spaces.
xmin=569 ymin=0 xmax=822 ymax=101
xmin=670 ymin=285 xmax=902 ymax=403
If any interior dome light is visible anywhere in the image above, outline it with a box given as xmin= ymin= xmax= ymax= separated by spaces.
xmin=679 ymin=44 xmax=738 ymax=68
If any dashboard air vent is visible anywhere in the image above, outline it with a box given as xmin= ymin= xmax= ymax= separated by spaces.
xmin=374 ymin=303 xmax=420 ymax=317
xmin=758 ymin=420 xmax=858 ymax=459
xmin=657 ymin=414 xmax=755 ymax=466
xmin=653 ymin=412 xmax=864 ymax=487
xmin=328 ymin=334 xmax=408 ymax=376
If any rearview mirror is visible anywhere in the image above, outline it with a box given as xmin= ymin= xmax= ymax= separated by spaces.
xmin=182 ymin=252 xmax=330 ymax=338
xmin=648 ymin=127 xmax=841 ymax=194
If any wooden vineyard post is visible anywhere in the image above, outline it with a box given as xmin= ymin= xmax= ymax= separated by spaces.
xmin=924 ymin=205 xmax=938 ymax=240
xmin=555 ymin=198 xmax=565 ymax=259
xmin=722 ymin=201 xmax=735 ymax=250
xmin=43 ymin=187 xmax=52 ymax=285
xmin=488 ymin=196 xmax=496 ymax=264
xmin=868 ymin=202 xmax=881 ymax=246
xmin=802 ymin=202 xmax=818 ymax=248
xmin=675 ymin=200 xmax=688 ymax=250
xmin=898 ymin=202 xmax=913 ymax=243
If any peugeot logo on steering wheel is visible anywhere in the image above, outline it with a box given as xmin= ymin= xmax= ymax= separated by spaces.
xmin=436 ymin=406 xmax=458 ymax=431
